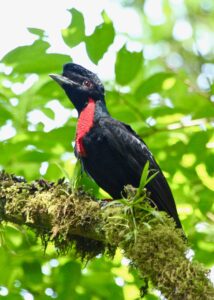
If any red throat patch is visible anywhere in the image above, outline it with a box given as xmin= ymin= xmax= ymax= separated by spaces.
xmin=76 ymin=98 xmax=96 ymax=156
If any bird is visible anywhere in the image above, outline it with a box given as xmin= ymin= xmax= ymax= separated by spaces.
xmin=50 ymin=63 xmax=182 ymax=228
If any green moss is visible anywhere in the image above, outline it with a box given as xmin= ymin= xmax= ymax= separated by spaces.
xmin=102 ymin=186 xmax=214 ymax=299
xmin=1 ymin=171 xmax=213 ymax=298
xmin=0 ymin=172 xmax=107 ymax=259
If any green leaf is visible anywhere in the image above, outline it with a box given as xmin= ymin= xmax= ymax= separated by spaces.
xmin=205 ymin=154 xmax=214 ymax=177
xmin=145 ymin=170 xmax=159 ymax=185
xmin=82 ymin=271 xmax=124 ymax=300
xmin=85 ymin=11 xmax=115 ymax=64
xmin=2 ymin=40 xmax=71 ymax=74
xmin=62 ymin=8 xmax=85 ymax=48
xmin=3 ymin=294 xmax=23 ymax=300
xmin=134 ymin=161 xmax=150 ymax=200
xmin=0 ymin=104 xmax=12 ymax=124
xmin=54 ymin=162 xmax=72 ymax=184
xmin=22 ymin=260 xmax=43 ymax=284
xmin=198 ymin=191 xmax=213 ymax=214
xmin=115 ymin=46 xmax=142 ymax=85
xmin=30 ymin=126 xmax=75 ymax=150
xmin=0 ymin=92 xmax=8 ymax=101
xmin=18 ymin=151 xmax=52 ymax=162
xmin=135 ymin=72 xmax=173 ymax=99
xmin=71 ymin=159 xmax=83 ymax=191
xmin=34 ymin=80 xmax=66 ymax=103
xmin=57 ymin=261 xmax=81 ymax=299
xmin=139 ymin=161 xmax=150 ymax=190
xmin=45 ymin=162 xmax=63 ymax=180
xmin=78 ymin=171 xmax=100 ymax=196
xmin=42 ymin=107 xmax=55 ymax=119
xmin=28 ymin=27 xmax=46 ymax=38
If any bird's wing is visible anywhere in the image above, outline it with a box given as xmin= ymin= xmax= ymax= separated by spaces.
xmin=98 ymin=117 xmax=181 ymax=227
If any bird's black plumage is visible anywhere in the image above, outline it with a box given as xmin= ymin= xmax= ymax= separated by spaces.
xmin=50 ymin=63 xmax=182 ymax=228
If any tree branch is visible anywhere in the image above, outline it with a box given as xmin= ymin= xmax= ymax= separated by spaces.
xmin=0 ymin=171 xmax=213 ymax=300
xmin=140 ymin=117 xmax=214 ymax=138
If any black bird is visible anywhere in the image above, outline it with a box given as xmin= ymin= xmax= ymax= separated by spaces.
xmin=50 ymin=63 xmax=182 ymax=228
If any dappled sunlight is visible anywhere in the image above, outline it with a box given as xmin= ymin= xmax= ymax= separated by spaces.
xmin=12 ymin=74 xmax=39 ymax=95
xmin=0 ymin=0 xmax=214 ymax=298
xmin=196 ymin=164 xmax=214 ymax=191
xmin=181 ymin=153 xmax=196 ymax=168
xmin=173 ymin=19 xmax=193 ymax=41
xmin=27 ymin=100 xmax=73 ymax=132
xmin=0 ymin=120 xmax=16 ymax=141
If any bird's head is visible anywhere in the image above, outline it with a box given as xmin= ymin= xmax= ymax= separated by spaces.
xmin=50 ymin=63 xmax=105 ymax=113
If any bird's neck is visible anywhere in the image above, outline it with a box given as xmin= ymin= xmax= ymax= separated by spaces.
xmin=76 ymin=98 xmax=95 ymax=156
xmin=94 ymin=99 xmax=109 ymax=120
xmin=76 ymin=99 xmax=109 ymax=156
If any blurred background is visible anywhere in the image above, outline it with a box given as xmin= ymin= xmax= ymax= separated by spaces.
xmin=0 ymin=0 xmax=214 ymax=299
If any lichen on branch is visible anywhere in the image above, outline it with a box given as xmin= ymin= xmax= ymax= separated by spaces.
xmin=0 ymin=171 xmax=213 ymax=300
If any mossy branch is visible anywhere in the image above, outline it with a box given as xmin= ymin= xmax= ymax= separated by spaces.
xmin=0 ymin=171 xmax=213 ymax=300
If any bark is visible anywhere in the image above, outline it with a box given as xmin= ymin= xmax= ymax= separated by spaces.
xmin=0 ymin=171 xmax=213 ymax=300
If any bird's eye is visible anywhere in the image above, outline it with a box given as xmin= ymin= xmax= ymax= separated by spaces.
xmin=83 ymin=80 xmax=93 ymax=88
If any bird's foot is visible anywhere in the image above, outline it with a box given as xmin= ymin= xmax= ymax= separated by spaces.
xmin=36 ymin=179 xmax=54 ymax=190
xmin=100 ymin=198 xmax=113 ymax=208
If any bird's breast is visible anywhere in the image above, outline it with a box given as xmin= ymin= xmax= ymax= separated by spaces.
xmin=76 ymin=98 xmax=96 ymax=157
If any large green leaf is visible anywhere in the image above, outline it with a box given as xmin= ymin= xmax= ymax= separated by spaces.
xmin=135 ymin=73 xmax=174 ymax=99
xmin=34 ymin=81 xmax=66 ymax=104
xmin=85 ymin=11 xmax=115 ymax=64
xmin=22 ymin=261 xmax=43 ymax=285
xmin=115 ymin=45 xmax=142 ymax=85
xmin=2 ymin=40 xmax=71 ymax=74
xmin=62 ymin=8 xmax=85 ymax=48
xmin=0 ymin=103 xmax=12 ymax=124
xmin=29 ymin=126 xmax=75 ymax=150
xmin=18 ymin=151 xmax=52 ymax=162
xmin=57 ymin=261 xmax=81 ymax=299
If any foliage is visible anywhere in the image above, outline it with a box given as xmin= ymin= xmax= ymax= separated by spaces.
xmin=0 ymin=0 xmax=214 ymax=299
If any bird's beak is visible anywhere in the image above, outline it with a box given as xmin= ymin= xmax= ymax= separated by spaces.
xmin=49 ymin=74 xmax=78 ymax=87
